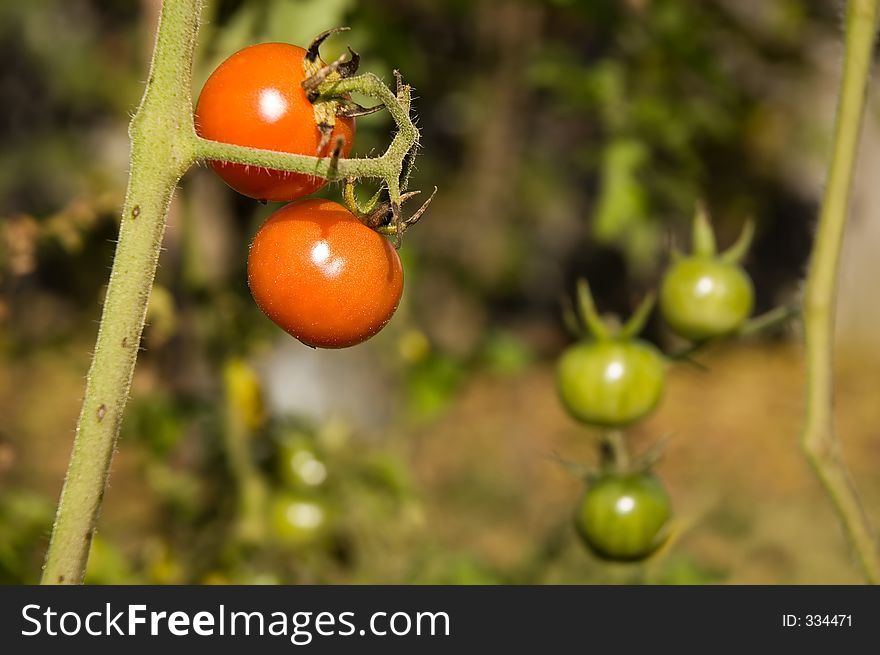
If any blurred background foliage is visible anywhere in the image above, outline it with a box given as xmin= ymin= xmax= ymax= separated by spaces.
xmin=1 ymin=0 xmax=879 ymax=584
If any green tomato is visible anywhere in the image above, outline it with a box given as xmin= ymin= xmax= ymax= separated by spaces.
xmin=269 ymin=494 xmax=330 ymax=546
xmin=278 ymin=441 xmax=328 ymax=490
xmin=557 ymin=339 xmax=665 ymax=427
xmin=660 ymin=256 xmax=754 ymax=340
xmin=575 ymin=473 xmax=672 ymax=562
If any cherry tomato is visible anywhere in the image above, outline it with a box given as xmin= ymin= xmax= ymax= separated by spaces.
xmin=270 ymin=494 xmax=330 ymax=546
xmin=557 ymin=339 xmax=665 ymax=427
xmin=247 ymin=198 xmax=404 ymax=348
xmin=278 ymin=440 xmax=328 ymax=490
xmin=575 ymin=473 xmax=672 ymax=562
xmin=195 ymin=42 xmax=355 ymax=201
xmin=660 ymin=256 xmax=753 ymax=340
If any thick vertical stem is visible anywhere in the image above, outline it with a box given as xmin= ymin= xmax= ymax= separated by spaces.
xmin=802 ymin=0 xmax=880 ymax=583
xmin=41 ymin=0 xmax=202 ymax=585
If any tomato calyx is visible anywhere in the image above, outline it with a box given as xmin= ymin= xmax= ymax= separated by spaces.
xmin=302 ymin=27 xmax=360 ymax=94
xmin=304 ymin=27 xmax=361 ymax=79
xmin=299 ymin=33 xmax=432 ymax=247
xmin=593 ymin=429 xmax=670 ymax=480
xmin=550 ymin=432 xmax=668 ymax=491
xmin=342 ymin=177 xmax=437 ymax=248
xmin=675 ymin=201 xmax=755 ymax=264
xmin=300 ymin=27 xmax=371 ymax=153
xmin=564 ymin=278 xmax=656 ymax=343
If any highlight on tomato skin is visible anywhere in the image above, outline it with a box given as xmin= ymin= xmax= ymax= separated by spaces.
xmin=247 ymin=198 xmax=404 ymax=349
xmin=194 ymin=42 xmax=356 ymax=202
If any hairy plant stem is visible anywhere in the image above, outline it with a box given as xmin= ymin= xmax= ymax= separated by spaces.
xmin=42 ymin=0 xmax=420 ymax=584
xmin=41 ymin=0 xmax=202 ymax=585
xmin=802 ymin=0 xmax=880 ymax=583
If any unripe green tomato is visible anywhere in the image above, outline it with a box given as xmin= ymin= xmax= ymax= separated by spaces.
xmin=557 ymin=339 xmax=666 ymax=427
xmin=575 ymin=473 xmax=672 ymax=562
xmin=269 ymin=494 xmax=330 ymax=546
xmin=659 ymin=256 xmax=754 ymax=340
xmin=278 ymin=441 xmax=328 ymax=491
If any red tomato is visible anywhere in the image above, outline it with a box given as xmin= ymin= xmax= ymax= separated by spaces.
xmin=195 ymin=43 xmax=355 ymax=201
xmin=247 ymin=199 xmax=404 ymax=348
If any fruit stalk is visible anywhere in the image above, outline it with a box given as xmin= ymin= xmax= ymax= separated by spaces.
xmin=802 ymin=0 xmax=880 ymax=583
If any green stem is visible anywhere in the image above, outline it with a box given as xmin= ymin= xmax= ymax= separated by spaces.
xmin=41 ymin=0 xmax=202 ymax=585
xmin=802 ymin=0 xmax=880 ymax=583
xmin=737 ymin=303 xmax=798 ymax=337
xmin=196 ymin=138 xmax=385 ymax=179
xmin=599 ymin=430 xmax=630 ymax=472
xmin=668 ymin=302 xmax=800 ymax=363
xmin=42 ymin=0 xmax=420 ymax=585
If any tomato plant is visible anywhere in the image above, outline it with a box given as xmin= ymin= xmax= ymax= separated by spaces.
xmin=247 ymin=198 xmax=404 ymax=348
xmin=557 ymin=339 xmax=665 ymax=427
xmin=195 ymin=42 xmax=356 ymax=201
xmin=575 ymin=472 xmax=672 ymax=562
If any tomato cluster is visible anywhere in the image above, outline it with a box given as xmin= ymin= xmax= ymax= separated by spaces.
xmin=559 ymin=206 xmax=758 ymax=564
xmin=195 ymin=35 xmax=409 ymax=349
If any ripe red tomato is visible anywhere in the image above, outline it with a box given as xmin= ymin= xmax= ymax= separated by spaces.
xmin=195 ymin=42 xmax=355 ymax=201
xmin=247 ymin=199 xmax=404 ymax=348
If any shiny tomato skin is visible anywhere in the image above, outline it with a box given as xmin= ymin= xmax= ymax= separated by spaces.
xmin=195 ymin=43 xmax=355 ymax=201
xmin=575 ymin=473 xmax=672 ymax=562
xmin=557 ymin=339 xmax=666 ymax=427
xmin=247 ymin=199 xmax=404 ymax=348
xmin=660 ymin=256 xmax=754 ymax=341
